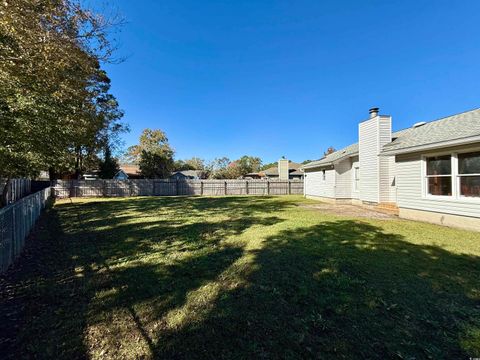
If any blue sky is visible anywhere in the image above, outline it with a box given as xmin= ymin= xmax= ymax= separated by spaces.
xmin=98 ymin=0 xmax=480 ymax=163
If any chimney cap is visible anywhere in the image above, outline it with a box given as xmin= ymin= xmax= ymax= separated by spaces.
xmin=369 ymin=107 xmax=379 ymax=118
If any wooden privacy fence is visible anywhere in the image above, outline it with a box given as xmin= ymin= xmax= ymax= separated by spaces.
xmin=0 ymin=179 xmax=32 ymax=204
xmin=52 ymin=179 xmax=304 ymax=198
xmin=0 ymin=187 xmax=51 ymax=273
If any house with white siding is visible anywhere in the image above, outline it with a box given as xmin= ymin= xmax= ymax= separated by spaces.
xmin=302 ymin=107 xmax=480 ymax=231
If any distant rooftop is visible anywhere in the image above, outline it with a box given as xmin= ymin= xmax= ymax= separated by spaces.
xmin=262 ymin=162 xmax=303 ymax=176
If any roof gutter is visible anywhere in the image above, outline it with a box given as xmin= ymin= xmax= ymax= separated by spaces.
xmin=301 ymin=151 xmax=359 ymax=170
xmin=381 ymin=135 xmax=480 ymax=156
xmin=302 ymin=162 xmax=333 ymax=170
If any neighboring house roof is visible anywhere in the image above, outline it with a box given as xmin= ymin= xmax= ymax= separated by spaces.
xmin=114 ymin=170 xmax=129 ymax=178
xmin=171 ymin=170 xmax=203 ymax=178
xmin=119 ymin=164 xmax=140 ymax=176
xmin=303 ymin=108 xmax=480 ymax=169
xmin=289 ymin=169 xmax=304 ymax=176
xmin=382 ymin=108 xmax=480 ymax=154
xmin=263 ymin=162 xmax=303 ymax=176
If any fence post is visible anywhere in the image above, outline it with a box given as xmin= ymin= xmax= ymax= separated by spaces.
xmin=200 ymin=181 xmax=203 ymax=196
xmin=224 ymin=181 xmax=227 ymax=195
xmin=245 ymin=180 xmax=249 ymax=195
xmin=176 ymin=180 xmax=179 ymax=196
xmin=11 ymin=205 xmax=16 ymax=266
xmin=267 ymin=180 xmax=270 ymax=195
xmin=288 ymin=181 xmax=291 ymax=195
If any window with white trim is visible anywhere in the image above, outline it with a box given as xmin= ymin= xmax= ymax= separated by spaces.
xmin=458 ymin=151 xmax=480 ymax=197
xmin=425 ymin=155 xmax=452 ymax=196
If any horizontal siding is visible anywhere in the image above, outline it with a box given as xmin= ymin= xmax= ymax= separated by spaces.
xmin=388 ymin=156 xmax=397 ymax=203
xmin=396 ymin=148 xmax=480 ymax=218
xmin=335 ymin=158 xmax=352 ymax=199
xmin=380 ymin=155 xmax=396 ymax=203
xmin=351 ymin=157 xmax=360 ymax=199
xmin=359 ymin=118 xmax=380 ymax=202
xmin=379 ymin=117 xmax=394 ymax=203
xmin=304 ymin=168 xmax=335 ymax=198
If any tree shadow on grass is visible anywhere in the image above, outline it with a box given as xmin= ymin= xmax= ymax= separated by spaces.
xmin=152 ymin=220 xmax=480 ymax=359
xmin=0 ymin=196 xmax=289 ymax=359
xmin=3 ymin=196 xmax=479 ymax=359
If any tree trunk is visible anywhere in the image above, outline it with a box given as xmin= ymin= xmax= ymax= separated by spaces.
xmin=1 ymin=178 xmax=11 ymax=207
xmin=74 ymin=147 xmax=82 ymax=179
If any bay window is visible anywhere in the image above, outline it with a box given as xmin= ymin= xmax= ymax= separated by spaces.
xmin=458 ymin=151 xmax=480 ymax=197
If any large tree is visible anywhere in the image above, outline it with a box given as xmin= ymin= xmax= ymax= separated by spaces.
xmin=207 ymin=157 xmax=231 ymax=179
xmin=174 ymin=157 xmax=205 ymax=171
xmin=128 ymin=129 xmax=175 ymax=179
xmin=98 ymin=145 xmax=120 ymax=179
xmin=235 ymin=155 xmax=262 ymax=175
xmin=208 ymin=156 xmax=262 ymax=179
xmin=0 ymin=0 xmax=125 ymax=205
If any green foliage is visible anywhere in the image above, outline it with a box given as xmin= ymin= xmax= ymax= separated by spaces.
xmin=207 ymin=157 xmax=233 ymax=179
xmin=174 ymin=157 xmax=205 ymax=171
xmin=260 ymin=162 xmax=277 ymax=171
xmin=98 ymin=146 xmax=120 ymax=179
xmin=139 ymin=150 xmax=174 ymax=179
xmin=0 ymin=0 xmax=126 ymax=193
xmin=127 ymin=129 xmax=172 ymax=162
xmin=208 ymin=155 xmax=262 ymax=179
xmin=235 ymin=155 xmax=262 ymax=174
xmin=129 ymin=129 xmax=175 ymax=178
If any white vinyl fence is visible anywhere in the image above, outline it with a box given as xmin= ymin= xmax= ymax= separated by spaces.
xmin=52 ymin=179 xmax=304 ymax=198
xmin=0 ymin=179 xmax=32 ymax=204
xmin=0 ymin=187 xmax=51 ymax=273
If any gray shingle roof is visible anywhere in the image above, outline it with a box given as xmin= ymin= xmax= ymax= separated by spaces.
xmin=382 ymin=108 xmax=480 ymax=153
xmin=302 ymin=143 xmax=359 ymax=169
xmin=290 ymin=169 xmax=304 ymax=175
xmin=171 ymin=170 xmax=203 ymax=177
xmin=263 ymin=162 xmax=302 ymax=175
xmin=303 ymin=108 xmax=480 ymax=168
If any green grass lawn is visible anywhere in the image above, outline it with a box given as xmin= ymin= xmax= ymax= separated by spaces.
xmin=1 ymin=196 xmax=479 ymax=359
